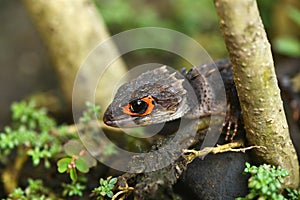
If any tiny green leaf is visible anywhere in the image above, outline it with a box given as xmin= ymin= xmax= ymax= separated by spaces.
xmin=76 ymin=158 xmax=89 ymax=173
xmin=107 ymin=191 xmax=114 ymax=198
xmin=100 ymin=178 xmax=104 ymax=185
xmin=273 ymin=37 xmax=300 ymax=57
xmin=64 ymin=140 xmax=83 ymax=156
xmin=57 ymin=157 xmax=72 ymax=173
xmin=109 ymin=177 xmax=118 ymax=185
xmin=70 ymin=168 xmax=77 ymax=182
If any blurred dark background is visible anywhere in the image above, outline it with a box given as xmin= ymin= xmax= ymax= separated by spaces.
xmin=0 ymin=0 xmax=299 ymax=129
xmin=0 ymin=0 xmax=57 ymax=128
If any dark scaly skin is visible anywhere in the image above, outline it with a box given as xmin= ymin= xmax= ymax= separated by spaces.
xmin=103 ymin=59 xmax=241 ymax=199
xmin=103 ymin=59 xmax=300 ymax=199
xmin=103 ymin=65 xmax=191 ymax=127
xmin=183 ymin=58 xmax=240 ymax=139
xmin=103 ymin=58 xmax=241 ymax=135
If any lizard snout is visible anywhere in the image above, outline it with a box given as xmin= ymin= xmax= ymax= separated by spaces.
xmin=103 ymin=108 xmax=115 ymax=126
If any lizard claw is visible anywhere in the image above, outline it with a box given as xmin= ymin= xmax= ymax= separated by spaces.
xmin=222 ymin=113 xmax=239 ymax=141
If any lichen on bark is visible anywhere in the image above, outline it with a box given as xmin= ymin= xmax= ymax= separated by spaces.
xmin=214 ymin=0 xmax=299 ymax=188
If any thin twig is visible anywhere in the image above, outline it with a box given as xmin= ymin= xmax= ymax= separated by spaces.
xmin=182 ymin=140 xmax=266 ymax=164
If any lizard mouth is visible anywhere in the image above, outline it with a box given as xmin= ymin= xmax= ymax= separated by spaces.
xmin=103 ymin=109 xmax=142 ymax=128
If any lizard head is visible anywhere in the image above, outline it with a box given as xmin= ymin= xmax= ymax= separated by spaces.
xmin=103 ymin=66 xmax=193 ymax=128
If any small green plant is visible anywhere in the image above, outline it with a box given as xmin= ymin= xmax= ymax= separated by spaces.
xmin=6 ymin=179 xmax=57 ymax=199
xmin=79 ymin=101 xmax=101 ymax=124
xmin=286 ymin=188 xmax=300 ymax=200
xmin=237 ymin=162 xmax=300 ymax=200
xmin=0 ymin=101 xmax=68 ymax=167
xmin=57 ymin=156 xmax=88 ymax=182
xmin=57 ymin=140 xmax=96 ymax=182
xmin=1 ymin=101 xmax=100 ymax=198
xmin=62 ymin=182 xmax=86 ymax=197
xmin=57 ymin=102 xmax=98 ymax=182
xmin=93 ymin=176 xmax=118 ymax=200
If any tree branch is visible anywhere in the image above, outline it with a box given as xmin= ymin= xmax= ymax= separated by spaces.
xmin=214 ymin=0 xmax=299 ymax=188
xmin=23 ymin=0 xmax=127 ymax=112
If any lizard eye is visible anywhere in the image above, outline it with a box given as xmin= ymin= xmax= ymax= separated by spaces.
xmin=130 ymin=99 xmax=148 ymax=114
xmin=122 ymin=96 xmax=155 ymax=116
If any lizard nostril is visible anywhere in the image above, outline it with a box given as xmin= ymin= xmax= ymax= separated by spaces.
xmin=103 ymin=110 xmax=113 ymax=125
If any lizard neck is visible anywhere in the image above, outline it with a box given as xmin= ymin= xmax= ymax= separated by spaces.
xmin=182 ymin=59 xmax=231 ymax=119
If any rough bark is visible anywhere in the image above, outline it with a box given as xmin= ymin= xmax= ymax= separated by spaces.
xmin=23 ymin=0 xmax=127 ymax=112
xmin=214 ymin=0 xmax=299 ymax=188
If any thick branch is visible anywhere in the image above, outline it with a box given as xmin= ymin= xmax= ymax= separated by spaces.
xmin=23 ymin=0 xmax=127 ymax=112
xmin=2 ymin=148 xmax=28 ymax=194
xmin=215 ymin=0 xmax=299 ymax=188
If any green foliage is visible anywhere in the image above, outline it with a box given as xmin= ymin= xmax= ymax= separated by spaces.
xmin=11 ymin=101 xmax=55 ymax=132
xmin=1 ymin=101 xmax=100 ymax=198
xmin=288 ymin=6 xmax=300 ymax=27
xmin=79 ymin=101 xmax=101 ymax=124
xmin=94 ymin=0 xmax=300 ymax=60
xmin=57 ymin=139 xmax=97 ymax=181
xmin=286 ymin=188 xmax=300 ymax=200
xmin=0 ymin=101 xmax=67 ymax=167
xmin=27 ymin=146 xmax=52 ymax=167
xmin=57 ymin=157 xmax=72 ymax=173
xmin=256 ymin=0 xmax=278 ymax=30
xmin=93 ymin=0 xmax=218 ymax=36
xmin=274 ymin=37 xmax=300 ymax=57
xmin=6 ymin=179 xmax=57 ymax=200
xmin=93 ymin=176 xmax=118 ymax=199
xmin=237 ymin=162 xmax=300 ymax=200
xmin=6 ymin=188 xmax=26 ymax=200
xmin=93 ymin=0 xmax=166 ymax=32
xmin=273 ymin=6 xmax=300 ymax=57
xmin=62 ymin=182 xmax=86 ymax=197
xmin=57 ymin=156 xmax=90 ymax=182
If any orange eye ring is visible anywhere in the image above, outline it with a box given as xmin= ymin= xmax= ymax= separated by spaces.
xmin=122 ymin=96 xmax=155 ymax=116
